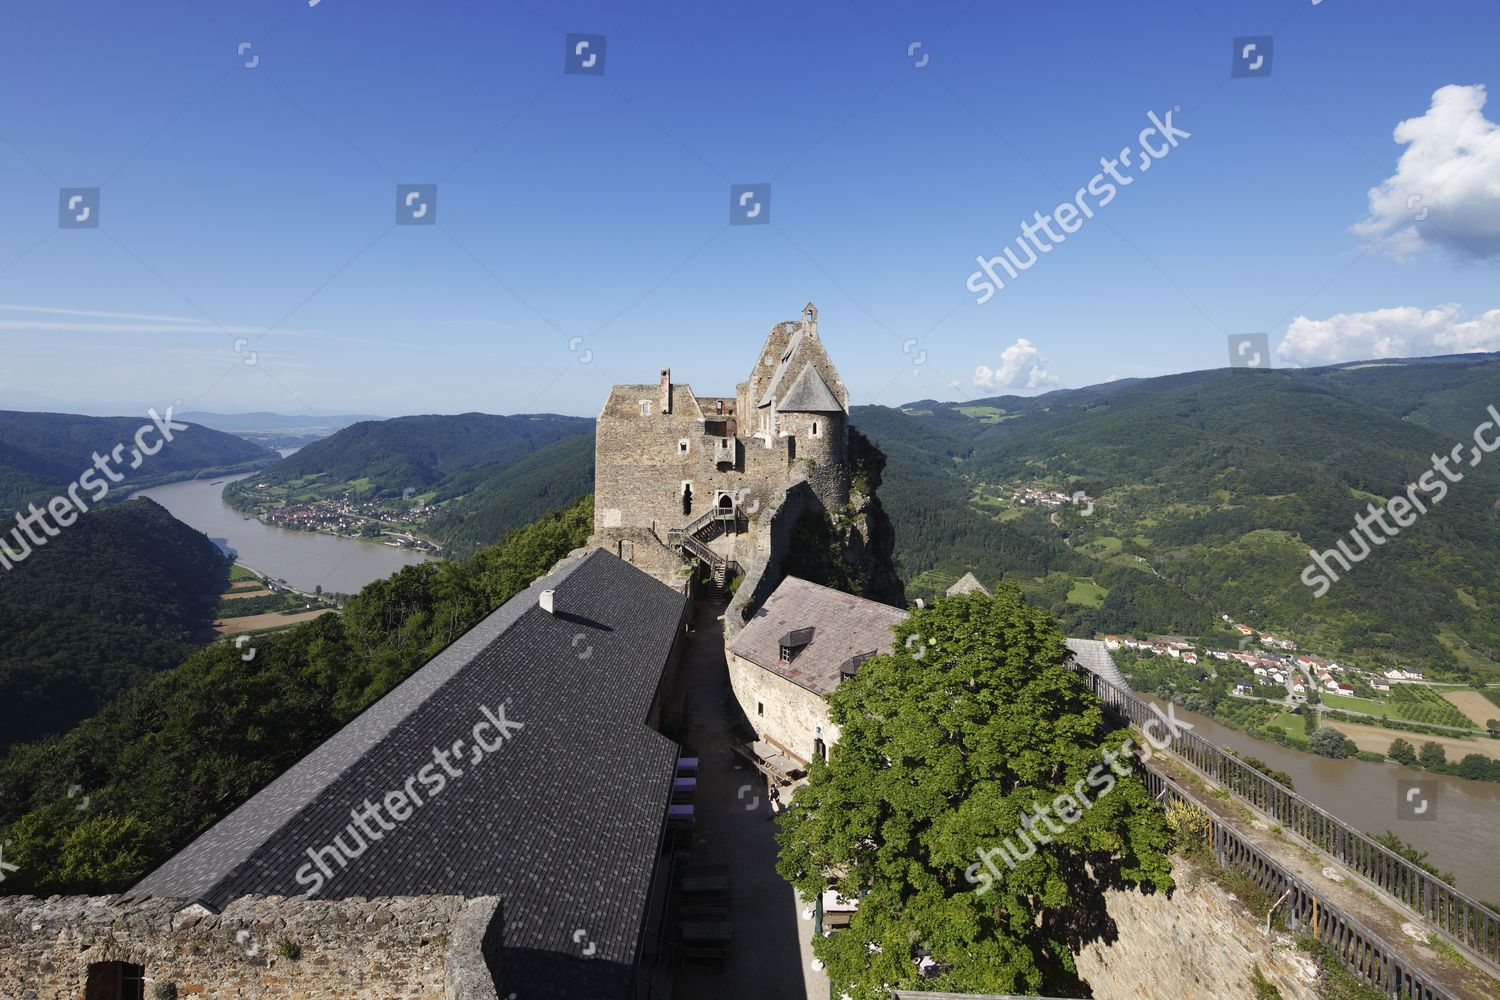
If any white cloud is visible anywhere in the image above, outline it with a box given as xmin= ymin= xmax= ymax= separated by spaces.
xmin=972 ymin=338 xmax=1060 ymax=390
xmin=0 ymin=304 xmax=342 ymax=340
xmin=1277 ymin=304 xmax=1500 ymax=366
xmin=1353 ymin=84 xmax=1500 ymax=260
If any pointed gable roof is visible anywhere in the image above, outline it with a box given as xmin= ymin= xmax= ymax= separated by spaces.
xmin=756 ymin=330 xmax=804 ymax=407
xmin=777 ymin=363 xmax=844 ymax=413
xmin=946 ymin=572 xmax=991 ymax=597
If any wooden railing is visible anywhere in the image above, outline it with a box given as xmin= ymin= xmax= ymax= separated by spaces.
xmin=1070 ymin=664 xmax=1500 ymax=980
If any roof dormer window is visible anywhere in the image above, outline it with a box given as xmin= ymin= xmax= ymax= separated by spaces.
xmin=779 ymin=627 xmax=815 ymax=663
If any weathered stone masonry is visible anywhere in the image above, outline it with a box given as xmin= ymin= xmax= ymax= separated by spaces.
xmin=0 ymin=893 xmax=503 ymax=1000
xmin=590 ymin=303 xmax=853 ymax=595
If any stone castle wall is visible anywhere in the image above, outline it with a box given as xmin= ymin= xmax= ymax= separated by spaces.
xmin=0 ymin=893 xmax=503 ymax=1000
xmin=591 ymin=308 xmax=853 ymax=591
xmin=725 ymin=481 xmax=818 ymax=639
xmin=725 ymin=646 xmax=840 ymax=762
xmin=1079 ymin=865 xmax=1321 ymax=1000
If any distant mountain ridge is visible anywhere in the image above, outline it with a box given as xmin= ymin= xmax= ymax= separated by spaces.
xmin=191 ymin=353 xmax=1500 ymax=679
xmin=179 ymin=411 xmax=382 ymax=433
xmin=856 ymin=351 xmax=1500 ymax=679
xmin=224 ymin=413 xmax=596 ymax=556
xmin=0 ymin=410 xmax=275 ymax=515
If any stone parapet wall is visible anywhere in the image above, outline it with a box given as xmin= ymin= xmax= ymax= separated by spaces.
xmin=0 ymin=893 xmax=502 ymax=1000
xmin=1077 ymin=865 xmax=1321 ymax=1000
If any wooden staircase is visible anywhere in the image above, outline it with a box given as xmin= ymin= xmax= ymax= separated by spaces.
xmin=667 ymin=505 xmax=739 ymax=596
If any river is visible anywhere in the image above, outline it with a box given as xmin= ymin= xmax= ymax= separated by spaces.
xmin=135 ymin=472 xmax=435 ymax=595
xmin=1137 ymin=695 xmax=1500 ymax=902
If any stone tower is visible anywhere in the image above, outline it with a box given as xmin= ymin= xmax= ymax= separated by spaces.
xmin=589 ymin=302 xmax=852 ymax=591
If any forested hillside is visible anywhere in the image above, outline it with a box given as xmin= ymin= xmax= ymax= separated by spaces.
xmin=0 ymin=410 xmax=274 ymax=513
xmin=857 ymin=354 xmax=1500 ymax=681
xmin=225 ymin=412 xmax=591 ymax=510
xmin=423 ymin=432 xmax=595 ymax=558
xmin=0 ymin=499 xmax=230 ymax=750
xmin=0 ymin=497 xmax=594 ymax=896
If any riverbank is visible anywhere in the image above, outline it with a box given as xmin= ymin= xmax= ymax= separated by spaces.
xmin=1134 ymin=695 xmax=1500 ymax=901
xmin=136 ymin=474 xmax=436 ymax=595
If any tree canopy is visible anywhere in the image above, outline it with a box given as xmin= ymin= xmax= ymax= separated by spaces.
xmin=775 ymin=588 xmax=1173 ymax=998
xmin=0 ymin=496 xmax=594 ymax=896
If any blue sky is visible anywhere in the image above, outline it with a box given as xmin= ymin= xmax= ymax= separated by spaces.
xmin=1 ymin=0 xmax=1497 ymax=418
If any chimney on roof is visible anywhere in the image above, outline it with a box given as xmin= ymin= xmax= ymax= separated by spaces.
xmin=539 ymin=589 xmax=556 ymax=615
xmin=660 ymin=368 xmax=671 ymax=414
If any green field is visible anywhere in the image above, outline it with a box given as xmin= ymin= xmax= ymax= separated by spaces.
xmin=1067 ymin=578 xmax=1108 ymax=607
xmin=1264 ymin=712 xmax=1308 ymax=738
xmin=1215 ymin=700 xmax=1281 ymax=731
xmin=226 ymin=563 xmax=259 ymax=583
xmin=956 ymin=405 xmax=1013 ymax=424
xmin=1387 ymin=684 xmax=1474 ymax=728
xmin=1321 ymin=693 xmax=1395 ymax=718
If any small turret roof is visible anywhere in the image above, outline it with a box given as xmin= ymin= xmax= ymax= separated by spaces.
xmin=776 ymin=363 xmax=844 ymax=413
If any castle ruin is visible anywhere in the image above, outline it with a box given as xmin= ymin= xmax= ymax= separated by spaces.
xmin=590 ymin=302 xmax=853 ymax=602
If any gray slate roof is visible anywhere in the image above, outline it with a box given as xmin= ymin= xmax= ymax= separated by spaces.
xmin=777 ymin=363 xmax=844 ymax=413
xmin=1066 ymin=637 xmax=1131 ymax=692
xmin=133 ymin=549 xmax=686 ymax=1000
xmin=730 ymin=576 xmax=907 ymax=696
xmin=757 ymin=330 xmax=804 ymax=407
xmin=946 ymin=571 xmax=991 ymax=597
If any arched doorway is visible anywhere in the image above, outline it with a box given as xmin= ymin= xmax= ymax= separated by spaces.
xmin=681 ymin=482 xmax=693 ymax=517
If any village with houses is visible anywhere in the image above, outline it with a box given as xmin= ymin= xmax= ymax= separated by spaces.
xmin=1099 ymin=614 xmax=1500 ymax=760
xmin=1104 ymin=616 xmax=1433 ymax=704
xmin=1010 ymin=485 xmax=1094 ymax=509
xmin=247 ymin=489 xmax=442 ymax=553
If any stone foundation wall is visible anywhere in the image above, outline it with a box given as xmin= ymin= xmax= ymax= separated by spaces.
xmin=1077 ymin=863 xmax=1321 ymax=1000
xmin=0 ymin=893 xmax=502 ymax=1000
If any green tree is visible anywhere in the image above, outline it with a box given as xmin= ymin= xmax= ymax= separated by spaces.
xmin=1419 ymin=741 xmax=1447 ymax=770
xmin=775 ymin=589 xmax=1173 ymax=999
xmin=55 ymin=814 xmax=153 ymax=890
xmin=1388 ymin=738 xmax=1417 ymax=766
xmin=0 ymin=496 xmax=595 ymax=896
xmin=1309 ymin=727 xmax=1353 ymax=758
xmin=1457 ymin=754 xmax=1497 ymax=782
